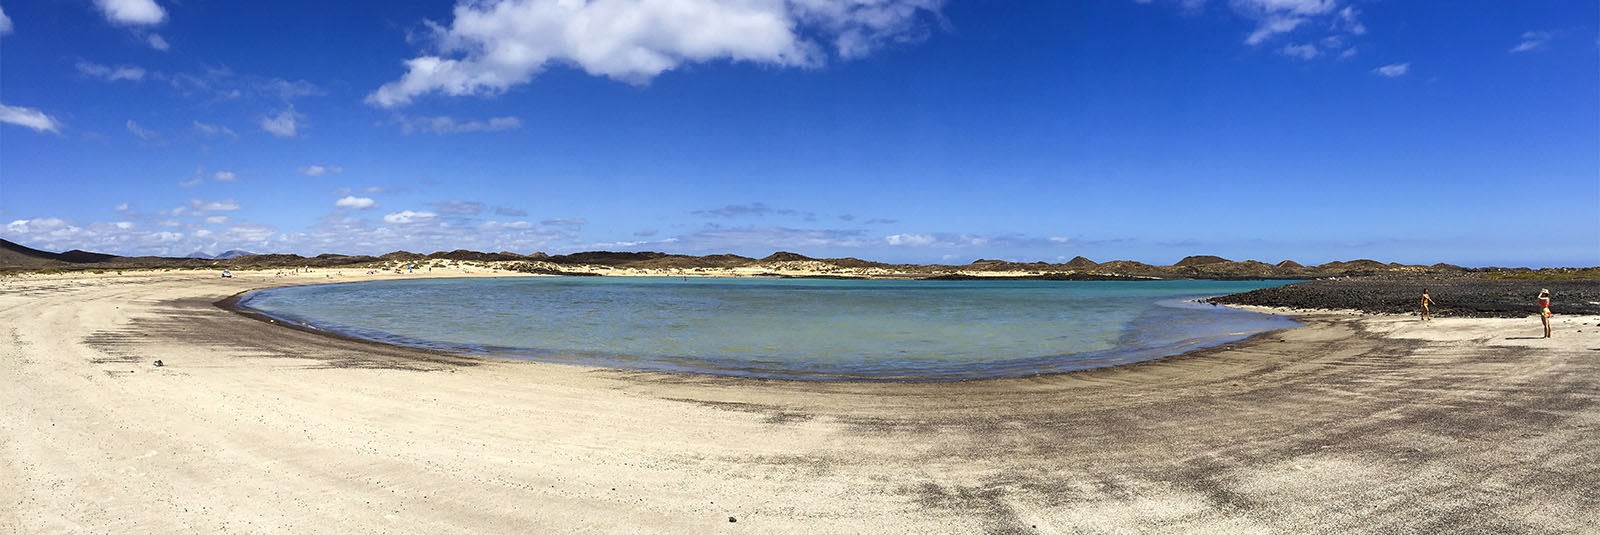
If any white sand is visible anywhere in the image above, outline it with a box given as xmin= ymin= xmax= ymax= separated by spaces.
xmin=3 ymin=270 xmax=1597 ymax=533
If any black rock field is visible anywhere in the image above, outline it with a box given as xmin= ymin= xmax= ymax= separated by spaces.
xmin=1210 ymin=276 xmax=1600 ymax=318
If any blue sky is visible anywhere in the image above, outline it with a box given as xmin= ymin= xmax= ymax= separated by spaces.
xmin=1 ymin=0 xmax=1595 ymax=266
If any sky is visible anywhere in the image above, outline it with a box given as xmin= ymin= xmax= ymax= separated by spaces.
xmin=1 ymin=0 xmax=1596 ymax=267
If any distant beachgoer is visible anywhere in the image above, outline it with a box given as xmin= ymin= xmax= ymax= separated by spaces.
xmin=1539 ymin=289 xmax=1552 ymax=338
xmin=222 ymin=269 xmax=232 ymax=278
xmin=1419 ymin=289 xmax=1434 ymax=321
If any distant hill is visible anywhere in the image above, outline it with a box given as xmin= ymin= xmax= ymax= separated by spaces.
xmin=185 ymin=251 xmax=214 ymax=259
xmin=2 ymin=239 xmax=119 ymax=268
xmin=0 ymin=238 xmax=1580 ymax=280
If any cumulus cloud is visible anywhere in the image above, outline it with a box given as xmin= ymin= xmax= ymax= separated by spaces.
xmin=77 ymin=61 xmax=146 ymax=82
xmin=297 ymin=164 xmax=342 ymax=176
xmin=260 ymin=108 xmax=299 ymax=138
xmin=192 ymin=120 xmax=237 ymax=138
xmin=0 ymin=5 xmax=12 ymax=36
xmin=1372 ymin=62 xmax=1409 ymax=77
xmin=0 ymin=103 xmax=62 ymax=133
xmin=495 ymin=206 xmax=528 ymax=217
xmin=367 ymin=0 xmax=946 ymax=108
xmin=1509 ymin=31 xmax=1551 ymax=53
xmin=885 ymin=233 xmax=935 ymax=246
xmin=335 ymin=196 xmax=378 ymax=210
xmin=483 ymin=220 xmax=535 ymax=230
xmin=93 ymin=0 xmax=166 ymax=26
xmin=212 ymin=171 xmax=237 ymax=182
xmin=383 ymin=210 xmax=437 ymax=224
xmin=189 ymin=198 xmax=241 ymax=213
xmin=3 ymin=215 xmax=281 ymax=258
xmin=146 ymin=33 xmax=169 ymax=51
xmin=387 ymin=114 xmax=521 ymax=134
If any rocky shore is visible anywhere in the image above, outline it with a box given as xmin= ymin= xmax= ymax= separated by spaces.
xmin=1210 ymin=276 xmax=1600 ymax=317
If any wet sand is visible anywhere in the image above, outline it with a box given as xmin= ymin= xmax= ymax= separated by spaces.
xmin=3 ymin=271 xmax=1597 ymax=533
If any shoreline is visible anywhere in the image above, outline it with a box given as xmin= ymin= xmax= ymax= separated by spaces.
xmin=5 ymin=270 xmax=1598 ymax=532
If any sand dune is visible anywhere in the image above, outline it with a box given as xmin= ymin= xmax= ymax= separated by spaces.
xmin=3 ymin=270 xmax=1597 ymax=532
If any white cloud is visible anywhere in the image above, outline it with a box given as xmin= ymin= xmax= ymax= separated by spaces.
xmin=885 ymin=233 xmax=935 ymax=246
xmin=0 ymin=5 xmax=12 ymax=36
xmin=297 ymin=164 xmax=342 ymax=176
xmin=429 ymin=200 xmax=485 ymax=215
xmin=125 ymin=119 xmax=159 ymax=141
xmin=383 ymin=210 xmax=436 ymax=224
xmin=368 ymin=0 xmax=944 ymax=108
xmin=1244 ymin=16 xmax=1305 ymax=45
xmin=388 ymin=114 xmax=521 ymax=134
xmin=260 ymin=108 xmax=299 ymax=138
xmin=335 ymin=196 xmax=378 ymax=210
xmin=3 ymin=216 xmax=287 ymax=258
xmin=1279 ymin=43 xmax=1319 ymax=60
xmin=147 ymin=33 xmax=169 ymax=51
xmin=94 ymin=0 xmax=166 ymax=26
xmin=203 ymin=215 xmax=228 ymax=224
xmin=1335 ymin=6 xmax=1364 ymax=35
xmin=212 ymin=171 xmax=237 ymax=181
xmin=0 ymin=103 xmax=62 ymax=133
xmin=1229 ymin=0 xmax=1348 ymax=46
xmin=177 ymin=178 xmax=203 ymax=187
xmin=188 ymin=198 xmax=241 ymax=213
xmin=1372 ymin=62 xmax=1409 ymax=77
xmin=1509 ymin=31 xmax=1551 ymax=53
xmin=483 ymin=220 xmax=535 ymax=230
xmin=192 ymin=120 xmax=237 ymax=138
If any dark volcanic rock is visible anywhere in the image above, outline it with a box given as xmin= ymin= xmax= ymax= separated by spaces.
xmin=428 ymin=250 xmax=526 ymax=262
xmin=545 ymin=251 xmax=671 ymax=265
xmin=762 ymin=251 xmax=814 ymax=262
xmin=1211 ymin=277 xmax=1600 ymax=318
xmin=1175 ymin=255 xmax=1231 ymax=267
xmin=380 ymin=251 xmax=427 ymax=261
xmin=1063 ymin=256 xmax=1098 ymax=269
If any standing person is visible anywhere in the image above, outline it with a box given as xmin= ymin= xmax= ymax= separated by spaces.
xmin=1539 ymin=289 xmax=1552 ymax=338
xmin=1420 ymin=288 xmax=1435 ymax=321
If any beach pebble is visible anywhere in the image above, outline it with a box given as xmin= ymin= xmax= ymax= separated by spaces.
xmin=729 ymin=517 xmax=737 ymax=523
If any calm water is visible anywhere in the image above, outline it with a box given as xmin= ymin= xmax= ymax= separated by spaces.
xmin=239 ymin=277 xmax=1300 ymax=381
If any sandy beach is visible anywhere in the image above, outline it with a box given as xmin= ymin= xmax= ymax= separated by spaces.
xmin=3 ymin=270 xmax=1597 ymax=533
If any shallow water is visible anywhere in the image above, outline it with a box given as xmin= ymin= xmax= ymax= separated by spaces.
xmin=240 ymin=277 xmax=1300 ymax=381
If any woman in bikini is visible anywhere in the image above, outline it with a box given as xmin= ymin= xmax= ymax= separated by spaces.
xmin=1419 ymin=288 xmax=1434 ymax=321
xmin=1539 ymin=289 xmax=1552 ymax=338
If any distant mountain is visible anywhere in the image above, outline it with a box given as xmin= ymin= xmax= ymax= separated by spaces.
xmin=214 ymin=250 xmax=256 ymax=259
xmin=185 ymin=252 xmax=214 ymax=259
xmin=2 ymin=239 xmax=120 ymax=269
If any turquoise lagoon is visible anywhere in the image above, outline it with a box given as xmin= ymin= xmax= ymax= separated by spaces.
xmin=238 ymin=277 xmax=1299 ymax=381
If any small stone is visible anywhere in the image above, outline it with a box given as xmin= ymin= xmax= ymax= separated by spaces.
xmin=153 ymin=360 xmax=163 ymax=367
xmin=729 ymin=517 xmax=737 ymax=523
